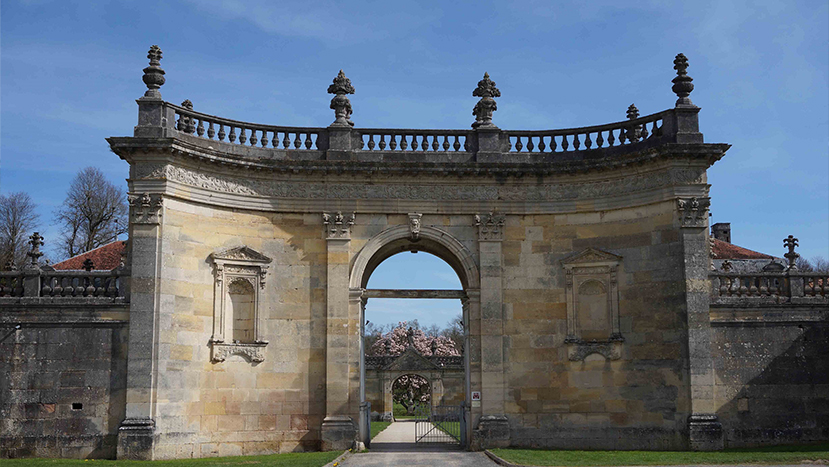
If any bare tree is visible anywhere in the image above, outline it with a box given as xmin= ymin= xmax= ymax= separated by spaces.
xmin=797 ymin=256 xmax=829 ymax=273
xmin=0 ymin=192 xmax=39 ymax=269
xmin=55 ymin=167 xmax=128 ymax=259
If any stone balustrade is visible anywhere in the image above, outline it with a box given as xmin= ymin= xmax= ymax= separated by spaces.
xmin=131 ymin=46 xmax=703 ymax=163
xmin=711 ymin=272 xmax=828 ymax=304
xmin=0 ymin=268 xmax=127 ymax=301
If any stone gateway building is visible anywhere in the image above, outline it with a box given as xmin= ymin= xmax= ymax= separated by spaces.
xmin=1 ymin=47 xmax=827 ymax=460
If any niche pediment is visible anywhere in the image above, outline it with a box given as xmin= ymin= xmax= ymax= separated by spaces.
xmin=561 ymin=248 xmax=622 ymax=268
xmin=211 ymin=246 xmax=272 ymax=264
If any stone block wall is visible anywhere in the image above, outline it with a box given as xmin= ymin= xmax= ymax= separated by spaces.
xmin=148 ymin=198 xmax=328 ymax=458
xmin=502 ymin=201 xmax=690 ymax=450
xmin=711 ymin=313 xmax=829 ymax=446
xmin=0 ymin=310 xmax=128 ymax=459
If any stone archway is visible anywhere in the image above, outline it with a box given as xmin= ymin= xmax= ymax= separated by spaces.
xmin=346 ymin=223 xmax=480 ymax=448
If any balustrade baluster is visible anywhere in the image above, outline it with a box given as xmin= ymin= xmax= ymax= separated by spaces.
xmin=197 ymin=119 xmax=205 ymax=137
xmin=390 ymin=135 xmax=398 ymax=150
xmin=607 ymin=129 xmax=615 ymax=146
xmin=526 ymin=136 xmax=535 ymax=152
xmin=737 ymin=276 xmax=747 ymax=295
xmin=432 ymin=135 xmax=440 ymax=151
xmin=282 ymin=133 xmax=290 ymax=149
xmin=218 ymin=124 xmax=226 ymax=141
xmin=719 ymin=277 xmax=730 ymax=296
xmin=759 ymin=277 xmax=769 ymax=296
xmin=107 ymin=277 xmax=117 ymax=297
xmin=409 ymin=135 xmax=417 ymax=151
xmin=442 ymin=136 xmax=450 ymax=151
xmin=537 ymin=137 xmax=546 ymax=152
xmin=749 ymin=277 xmax=758 ymax=296
xmin=573 ymin=134 xmax=581 ymax=150
xmin=95 ymin=277 xmax=106 ymax=296
xmin=291 ymin=133 xmax=299 ymax=148
xmin=596 ymin=131 xmax=604 ymax=148
xmin=453 ymin=136 xmax=461 ymax=151
xmin=619 ymin=128 xmax=627 ymax=144
xmin=52 ymin=278 xmax=62 ymax=296
xmin=261 ymin=130 xmax=269 ymax=147
xmin=515 ymin=137 xmax=523 ymax=152
xmin=305 ymin=134 xmax=314 ymax=149
xmin=640 ymin=122 xmax=649 ymax=139
xmin=207 ymin=122 xmax=215 ymax=139
xmin=239 ymin=127 xmax=248 ymax=144
xmin=585 ymin=133 xmax=593 ymax=149
xmin=550 ymin=136 xmax=557 ymax=152
xmin=62 ymin=278 xmax=73 ymax=297
xmin=400 ymin=135 xmax=408 ymax=150
xmin=367 ymin=134 xmax=375 ymax=150
xmin=249 ymin=128 xmax=258 ymax=146
xmin=228 ymin=127 xmax=236 ymax=143
xmin=41 ymin=277 xmax=52 ymax=297
xmin=562 ymin=135 xmax=570 ymax=151
xmin=378 ymin=134 xmax=386 ymax=150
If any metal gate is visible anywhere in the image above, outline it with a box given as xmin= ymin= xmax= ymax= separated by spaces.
xmin=414 ymin=405 xmax=464 ymax=445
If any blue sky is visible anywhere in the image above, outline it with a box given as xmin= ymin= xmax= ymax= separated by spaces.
xmin=1 ymin=1 xmax=827 ymax=327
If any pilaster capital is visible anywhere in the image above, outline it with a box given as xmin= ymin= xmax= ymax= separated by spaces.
xmin=323 ymin=211 xmax=355 ymax=240
xmin=676 ymin=196 xmax=709 ymax=229
xmin=474 ymin=212 xmax=506 ymax=241
xmin=129 ymin=192 xmax=164 ymax=225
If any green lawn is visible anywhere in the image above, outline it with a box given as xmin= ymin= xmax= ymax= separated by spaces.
xmin=490 ymin=443 xmax=829 ymax=466
xmin=0 ymin=451 xmax=342 ymax=467
xmin=370 ymin=421 xmax=392 ymax=439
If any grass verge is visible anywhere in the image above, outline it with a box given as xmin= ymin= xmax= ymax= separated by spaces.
xmin=371 ymin=421 xmax=392 ymax=439
xmin=1 ymin=451 xmax=342 ymax=467
xmin=490 ymin=444 xmax=829 ymax=466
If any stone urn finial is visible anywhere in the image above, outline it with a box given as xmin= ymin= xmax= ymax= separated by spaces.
xmin=82 ymin=258 xmax=95 ymax=272
xmin=26 ymin=232 xmax=44 ymax=268
xmin=142 ymin=45 xmax=166 ymax=99
xmin=783 ymin=235 xmax=800 ymax=270
xmin=472 ymin=72 xmax=501 ymax=128
xmin=328 ymin=70 xmax=355 ymax=127
xmin=627 ymin=104 xmax=639 ymax=120
xmin=672 ymin=53 xmax=695 ymax=107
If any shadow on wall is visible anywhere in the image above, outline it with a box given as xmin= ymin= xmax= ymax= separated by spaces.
xmin=716 ymin=325 xmax=829 ymax=447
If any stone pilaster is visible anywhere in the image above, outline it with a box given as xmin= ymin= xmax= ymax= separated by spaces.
xmin=678 ymin=197 xmax=723 ymax=450
xmin=118 ymin=193 xmax=164 ymax=460
xmin=474 ymin=213 xmax=509 ymax=448
xmin=321 ymin=212 xmax=357 ymax=451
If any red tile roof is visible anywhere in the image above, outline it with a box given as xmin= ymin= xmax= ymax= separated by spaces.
xmin=52 ymin=241 xmax=127 ymax=271
xmin=712 ymin=238 xmax=774 ymax=260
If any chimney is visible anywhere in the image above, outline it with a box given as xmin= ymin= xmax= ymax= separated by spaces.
xmin=712 ymin=223 xmax=731 ymax=243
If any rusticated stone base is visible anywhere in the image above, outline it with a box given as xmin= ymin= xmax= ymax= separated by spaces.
xmin=689 ymin=413 xmax=723 ymax=451
xmin=321 ymin=416 xmax=356 ymax=451
xmin=117 ymin=418 xmax=156 ymax=460
xmin=475 ymin=415 xmax=510 ymax=450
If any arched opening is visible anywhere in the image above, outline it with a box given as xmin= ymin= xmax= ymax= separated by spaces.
xmin=392 ymin=374 xmax=431 ymax=419
xmin=352 ymin=224 xmax=476 ymax=449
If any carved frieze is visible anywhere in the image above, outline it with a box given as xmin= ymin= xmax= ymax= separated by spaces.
xmin=134 ymin=164 xmax=706 ymax=203
xmin=128 ymin=192 xmax=163 ymax=225
xmin=323 ymin=211 xmax=356 ymax=240
xmin=677 ymin=196 xmax=710 ymax=228
xmin=475 ymin=212 xmax=506 ymax=241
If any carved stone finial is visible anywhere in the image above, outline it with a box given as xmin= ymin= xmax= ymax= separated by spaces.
xmin=720 ymin=260 xmax=733 ymax=272
xmin=672 ymin=53 xmax=695 ymax=107
xmin=142 ymin=45 xmax=166 ymax=99
xmin=181 ymin=99 xmax=193 ymax=110
xmin=472 ymin=72 xmax=501 ymax=129
xmin=82 ymin=258 xmax=95 ymax=272
xmin=406 ymin=327 xmax=415 ymax=347
xmin=26 ymin=232 xmax=44 ymax=267
xmin=627 ymin=104 xmax=639 ymax=120
xmin=177 ymin=100 xmax=195 ymax=133
xmin=328 ymin=70 xmax=355 ymax=127
xmin=5 ymin=260 xmax=17 ymax=271
xmin=783 ymin=235 xmax=800 ymax=270
xmin=408 ymin=213 xmax=422 ymax=242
